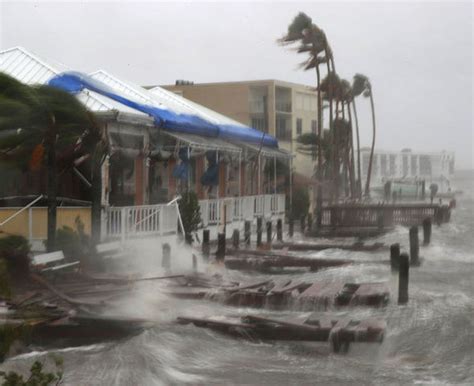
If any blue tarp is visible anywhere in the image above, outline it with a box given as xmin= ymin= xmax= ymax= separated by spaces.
xmin=48 ymin=71 xmax=278 ymax=148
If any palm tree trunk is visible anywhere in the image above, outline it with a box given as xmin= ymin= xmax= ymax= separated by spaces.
xmin=315 ymin=64 xmax=323 ymax=227
xmin=364 ymin=89 xmax=376 ymax=197
xmin=352 ymin=100 xmax=362 ymax=198
xmin=347 ymin=101 xmax=356 ymax=199
xmin=46 ymin=133 xmax=57 ymax=252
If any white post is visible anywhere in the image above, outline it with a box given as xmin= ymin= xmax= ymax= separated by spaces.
xmin=258 ymin=154 xmax=261 ymax=195
xmin=121 ymin=207 xmax=126 ymax=243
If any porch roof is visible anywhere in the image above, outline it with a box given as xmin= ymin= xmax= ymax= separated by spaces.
xmin=161 ymin=131 xmax=242 ymax=154
xmin=237 ymin=141 xmax=293 ymax=160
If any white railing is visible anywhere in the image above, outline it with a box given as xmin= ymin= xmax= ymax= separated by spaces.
xmin=104 ymin=194 xmax=285 ymax=241
xmin=199 ymin=194 xmax=285 ymax=227
xmin=105 ymin=203 xmax=179 ymax=241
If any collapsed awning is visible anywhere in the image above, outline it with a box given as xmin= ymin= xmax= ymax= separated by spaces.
xmin=236 ymin=141 xmax=293 ymax=160
xmin=161 ymin=131 xmax=242 ymax=154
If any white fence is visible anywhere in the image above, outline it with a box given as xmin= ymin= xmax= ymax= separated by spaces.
xmin=104 ymin=194 xmax=286 ymax=241
xmin=199 ymin=194 xmax=285 ymax=227
xmin=105 ymin=204 xmax=179 ymax=242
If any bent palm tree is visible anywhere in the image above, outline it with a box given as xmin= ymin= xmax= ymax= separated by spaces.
xmin=0 ymin=72 xmax=101 ymax=251
xmin=279 ymin=12 xmax=327 ymax=226
xmin=353 ymin=74 xmax=376 ymax=197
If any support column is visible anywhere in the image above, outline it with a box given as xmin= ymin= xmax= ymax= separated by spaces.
xmin=195 ymin=155 xmax=205 ymax=199
xmin=135 ymin=154 xmax=144 ymax=206
xmin=168 ymin=158 xmax=177 ymax=201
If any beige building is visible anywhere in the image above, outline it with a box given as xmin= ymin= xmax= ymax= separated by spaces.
xmin=160 ymin=79 xmax=319 ymax=204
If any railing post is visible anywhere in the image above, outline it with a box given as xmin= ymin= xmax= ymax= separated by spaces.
xmin=257 ymin=216 xmax=262 ymax=246
xmin=216 ymin=232 xmax=226 ymax=261
xmin=121 ymin=207 xmax=126 ymax=243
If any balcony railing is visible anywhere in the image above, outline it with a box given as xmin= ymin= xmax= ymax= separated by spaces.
xmin=275 ymin=101 xmax=292 ymax=113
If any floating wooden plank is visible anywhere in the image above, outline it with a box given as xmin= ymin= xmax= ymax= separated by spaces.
xmin=176 ymin=313 xmax=386 ymax=353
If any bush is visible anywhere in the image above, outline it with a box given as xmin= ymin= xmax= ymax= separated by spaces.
xmin=0 ymin=235 xmax=30 ymax=280
xmin=0 ymin=357 xmax=63 ymax=385
xmin=178 ymin=191 xmax=201 ymax=244
xmin=54 ymin=217 xmax=91 ymax=262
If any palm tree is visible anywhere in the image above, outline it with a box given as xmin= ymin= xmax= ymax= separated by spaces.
xmin=353 ymin=73 xmax=376 ymax=197
xmin=319 ymin=72 xmax=342 ymax=200
xmin=351 ymin=85 xmax=362 ymax=198
xmin=0 ymin=72 xmax=101 ymax=251
xmin=339 ymin=79 xmax=356 ymax=199
xmin=279 ymin=12 xmax=327 ymax=226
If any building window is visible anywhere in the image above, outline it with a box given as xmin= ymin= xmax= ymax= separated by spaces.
xmin=389 ymin=155 xmax=397 ymax=176
xmin=296 ymin=118 xmax=303 ymax=135
xmin=276 ymin=117 xmax=290 ymax=140
xmin=311 ymin=120 xmax=317 ymax=134
xmin=251 ymin=116 xmax=267 ymax=132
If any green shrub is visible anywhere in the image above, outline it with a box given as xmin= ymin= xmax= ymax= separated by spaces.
xmin=0 ymin=235 xmax=30 ymax=280
xmin=54 ymin=217 xmax=91 ymax=262
xmin=0 ymin=356 xmax=63 ymax=385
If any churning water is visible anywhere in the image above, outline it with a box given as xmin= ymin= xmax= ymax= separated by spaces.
xmin=2 ymin=172 xmax=473 ymax=385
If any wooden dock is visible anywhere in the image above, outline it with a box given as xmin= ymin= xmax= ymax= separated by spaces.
xmin=312 ymin=203 xmax=451 ymax=234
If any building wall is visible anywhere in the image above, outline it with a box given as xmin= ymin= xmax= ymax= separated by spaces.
xmin=164 ymin=83 xmax=252 ymax=129
xmin=163 ymin=79 xmax=318 ymax=187
xmin=361 ymin=149 xmax=455 ymax=188
xmin=0 ymin=207 xmax=92 ymax=240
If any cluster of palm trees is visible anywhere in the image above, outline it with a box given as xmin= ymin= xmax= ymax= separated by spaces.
xmin=279 ymin=12 xmax=377 ymax=224
xmin=0 ymin=73 xmax=106 ymax=251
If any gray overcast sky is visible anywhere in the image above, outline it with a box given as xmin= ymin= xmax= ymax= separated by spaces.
xmin=1 ymin=0 xmax=473 ymax=168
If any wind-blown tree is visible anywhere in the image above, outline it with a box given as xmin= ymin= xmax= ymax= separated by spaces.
xmin=319 ymin=72 xmax=343 ymax=200
xmin=353 ymin=73 xmax=376 ymax=197
xmin=350 ymin=80 xmax=362 ymax=198
xmin=339 ymin=79 xmax=356 ymax=198
xmin=0 ymin=73 xmax=102 ymax=251
xmin=278 ymin=12 xmax=328 ymax=226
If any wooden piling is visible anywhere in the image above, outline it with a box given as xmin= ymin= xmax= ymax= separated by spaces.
xmin=266 ymin=221 xmax=272 ymax=244
xmin=300 ymin=215 xmax=306 ymax=234
xmin=244 ymin=221 xmax=251 ymax=246
xmin=398 ymin=253 xmax=409 ymax=304
xmin=307 ymin=213 xmax=312 ymax=232
xmin=289 ymin=218 xmax=294 ymax=238
xmin=390 ymin=243 xmax=400 ymax=271
xmin=257 ymin=217 xmax=263 ymax=246
xmin=162 ymin=243 xmax=171 ymax=270
xmin=192 ymin=254 xmax=198 ymax=272
xmin=277 ymin=219 xmax=283 ymax=241
xmin=232 ymin=229 xmax=240 ymax=249
xmin=216 ymin=233 xmax=226 ymax=261
xmin=202 ymin=229 xmax=210 ymax=258
xmin=409 ymin=226 xmax=420 ymax=266
xmin=422 ymin=217 xmax=432 ymax=245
